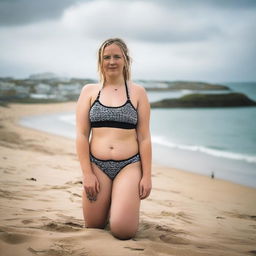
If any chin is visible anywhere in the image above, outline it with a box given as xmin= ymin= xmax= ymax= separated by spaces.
xmin=108 ymin=71 xmax=121 ymax=76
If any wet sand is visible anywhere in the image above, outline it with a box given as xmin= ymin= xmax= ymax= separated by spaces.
xmin=0 ymin=103 xmax=256 ymax=256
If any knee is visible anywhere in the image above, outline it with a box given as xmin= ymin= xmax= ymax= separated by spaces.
xmin=110 ymin=219 xmax=138 ymax=240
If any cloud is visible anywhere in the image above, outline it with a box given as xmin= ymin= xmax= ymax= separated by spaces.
xmin=147 ymin=0 xmax=256 ymax=10
xmin=61 ymin=0 xmax=223 ymax=43
xmin=0 ymin=0 xmax=85 ymax=26
xmin=0 ymin=0 xmax=255 ymax=81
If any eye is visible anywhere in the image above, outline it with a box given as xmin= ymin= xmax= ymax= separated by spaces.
xmin=114 ymin=55 xmax=121 ymax=59
xmin=103 ymin=55 xmax=110 ymax=60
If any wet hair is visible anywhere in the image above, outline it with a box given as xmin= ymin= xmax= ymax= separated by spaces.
xmin=97 ymin=38 xmax=131 ymax=82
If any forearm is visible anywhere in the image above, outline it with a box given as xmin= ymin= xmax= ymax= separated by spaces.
xmin=76 ymin=133 xmax=93 ymax=176
xmin=138 ymin=138 xmax=152 ymax=178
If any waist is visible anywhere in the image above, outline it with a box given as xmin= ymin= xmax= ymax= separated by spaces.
xmin=89 ymin=129 xmax=138 ymax=160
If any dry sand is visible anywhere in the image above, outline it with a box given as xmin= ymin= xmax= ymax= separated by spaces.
xmin=0 ymin=103 xmax=256 ymax=256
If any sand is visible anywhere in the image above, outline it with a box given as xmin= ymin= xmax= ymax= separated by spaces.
xmin=0 ymin=103 xmax=256 ymax=256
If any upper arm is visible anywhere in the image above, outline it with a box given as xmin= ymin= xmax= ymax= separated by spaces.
xmin=76 ymin=84 xmax=94 ymax=138
xmin=136 ymin=85 xmax=151 ymax=141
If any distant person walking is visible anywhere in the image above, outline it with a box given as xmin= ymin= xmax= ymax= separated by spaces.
xmin=76 ymin=38 xmax=152 ymax=239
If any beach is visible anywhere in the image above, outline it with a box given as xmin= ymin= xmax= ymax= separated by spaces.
xmin=0 ymin=103 xmax=256 ymax=256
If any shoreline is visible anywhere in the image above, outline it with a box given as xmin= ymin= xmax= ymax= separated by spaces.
xmin=0 ymin=103 xmax=256 ymax=256
xmin=18 ymin=107 xmax=256 ymax=189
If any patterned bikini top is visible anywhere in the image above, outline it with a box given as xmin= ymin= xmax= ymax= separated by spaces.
xmin=89 ymin=81 xmax=138 ymax=129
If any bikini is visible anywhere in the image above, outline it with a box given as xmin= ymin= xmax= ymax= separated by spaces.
xmin=89 ymin=81 xmax=140 ymax=180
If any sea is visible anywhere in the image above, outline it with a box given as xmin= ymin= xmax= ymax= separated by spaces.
xmin=20 ymin=82 xmax=256 ymax=188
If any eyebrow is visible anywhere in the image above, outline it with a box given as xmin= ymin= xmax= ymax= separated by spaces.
xmin=103 ymin=54 xmax=122 ymax=58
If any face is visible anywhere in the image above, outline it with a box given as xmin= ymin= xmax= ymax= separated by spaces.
xmin=102 ymin=43 xmax=125 ymax=79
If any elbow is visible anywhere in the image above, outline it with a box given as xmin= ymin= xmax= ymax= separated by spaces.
xmin=76 ymin=129 xmax=90 ymax=140
xmin=76 ymin=132 xmax=90 ymax=147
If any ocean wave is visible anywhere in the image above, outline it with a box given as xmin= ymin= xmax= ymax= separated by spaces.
xmin=152 ymin=135 xmax=256 ymax=164
xmin=56 ymin=114 xmax=256 ymax=164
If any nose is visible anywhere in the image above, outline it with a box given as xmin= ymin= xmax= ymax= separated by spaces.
xmin=109 ymin=57 xmax=115 ymax=64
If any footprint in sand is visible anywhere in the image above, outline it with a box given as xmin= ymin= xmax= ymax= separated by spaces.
xmin=0 ymin=231 xmax=31 ymax=244
xmin=28 ymin=246 xmax=71 ymax=255
xmin=137 ymin=220 xmax=188 ymax=242
xmin=159 ymin=234 xmax=190 ymax=245
xmin=167 ymin=211 xmax=193 ymax=224
xmin=41 ymin=221 xmax=83 ymax=232
xmin=0 ymin=189 xmax=23 ymax=200
xmin=65 ymin=180 xmax=83 ymax=186
xmin=155 ymin=224 xmax=186 ymax=235
xmin=124 ymin=246 xmax=144 ymax=251
xmin=224 ymin=211 xmax=256 ymax=221
xmin=66 ymin=190 xmax=82 ymax=202
xmin=22 ymin=219 xmax=34 ymax=224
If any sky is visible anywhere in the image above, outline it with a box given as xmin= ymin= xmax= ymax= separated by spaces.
xmin=0 ymin=0 xmax=256 ymax=82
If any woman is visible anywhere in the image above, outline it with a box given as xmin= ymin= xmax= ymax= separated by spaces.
xmin=76 ymin=38 xmax=152 ymax=240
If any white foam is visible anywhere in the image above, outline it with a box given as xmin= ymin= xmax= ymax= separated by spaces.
xmin=55 ymin=114 xmax=256 ymax=164
xmin=152 ymin=135 xmax=256 ymax=164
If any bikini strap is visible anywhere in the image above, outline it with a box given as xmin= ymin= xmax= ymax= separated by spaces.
xmin=125 ymin=81 xmax=130 ymax=100
xmin=96 ymin=89 xmax=101 ymax=100
xmin=96 ymin=83 xmax=103 ymax=100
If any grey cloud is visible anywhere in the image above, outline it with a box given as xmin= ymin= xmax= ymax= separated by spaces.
xmin=0 ymin=0 xmax=255 ymax=81
xmin=148 ymin=0 xmax=256 ymax=9
xmin=125 ymin=22 xmax=223 ymax=43
xmin=194 ymin=0 xmax=256 ymax=9
xmin=75 ymin=2 xmax=224 ymax=44
xmin=90 ymin=25 xmax=223 ymax=44
xmin=0 ymin=0 xmax=88 ymax=26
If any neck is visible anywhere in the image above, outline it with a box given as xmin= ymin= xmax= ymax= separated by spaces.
xmin=104 ymin=76 xmax=125 ymax=87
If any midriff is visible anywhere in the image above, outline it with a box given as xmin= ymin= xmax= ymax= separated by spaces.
xmin=89 ymin=127 xmax=138 ymax=160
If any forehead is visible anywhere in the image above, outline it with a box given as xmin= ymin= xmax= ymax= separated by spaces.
xmin=103 ymin=43 xmax=123 ymax=55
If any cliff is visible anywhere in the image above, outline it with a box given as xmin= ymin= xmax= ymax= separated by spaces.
xmin=145 ymin=81 xmax=229 ymax=91
xmin=150 ymin=93 xmax=256 ymax=108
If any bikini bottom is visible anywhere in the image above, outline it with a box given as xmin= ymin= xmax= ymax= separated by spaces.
xmin=90 ymin=153 xmax=140 ymax=180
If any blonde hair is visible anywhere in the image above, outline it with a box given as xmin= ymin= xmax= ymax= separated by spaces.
xmin=97 ymin=38 xmax=131 ymax=83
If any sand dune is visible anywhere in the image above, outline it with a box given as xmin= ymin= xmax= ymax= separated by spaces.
xmin=0 ymin=103 xmax=256 ymax=256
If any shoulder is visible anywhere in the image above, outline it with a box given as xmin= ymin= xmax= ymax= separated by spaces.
xmin=81 ymin=83 xmax=100 ymax=94
xmin=79 ymin=83 xmax=101 ymax=99
xmin=129 ymin=82 xmax=147 ymax=97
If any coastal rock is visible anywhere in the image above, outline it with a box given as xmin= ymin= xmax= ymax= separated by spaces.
xmin=145 ymin=81 xmax=229 ymax=91
xmin=150 ymin=93 xmax=256 ymax=108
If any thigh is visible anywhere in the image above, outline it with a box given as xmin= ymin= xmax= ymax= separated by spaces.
xmin=110 ymin=162 xmax=142 ymax=231
xmin=82 ymin=163 xmax=112 ymax=228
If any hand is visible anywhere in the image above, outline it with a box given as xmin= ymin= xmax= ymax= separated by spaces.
xmin=83 ymin=172 xmax=100 ymax=202
xmin=139 ymin=176 xmax=152 ymax=200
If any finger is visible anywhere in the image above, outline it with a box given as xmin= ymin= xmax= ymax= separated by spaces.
xmin=89 ymin=187 xmax=96 ymax=198
xmin=86 ymin=187 xmax=92 ymax=198
xmin=96 ymin=181 xmax=100 ymax=193
xmin=141 ymin=188 xmax=150 ymax=199
xmin=85 ymin=189 xmax=92 ymax=201
xmin=142 ymin=190 xmax=147 ymax=199
xmin=145 ymin=188 xmax=151 ymax=198
xmin=86 ymin=189 xmax=96 ymax=202
xmin=140 ymin=191 xmax=145 ymax=199
xmin=91 ymin=185 xmax=99 ymax=200
xmin=139 ymin=184 xmax=144 ymax=198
